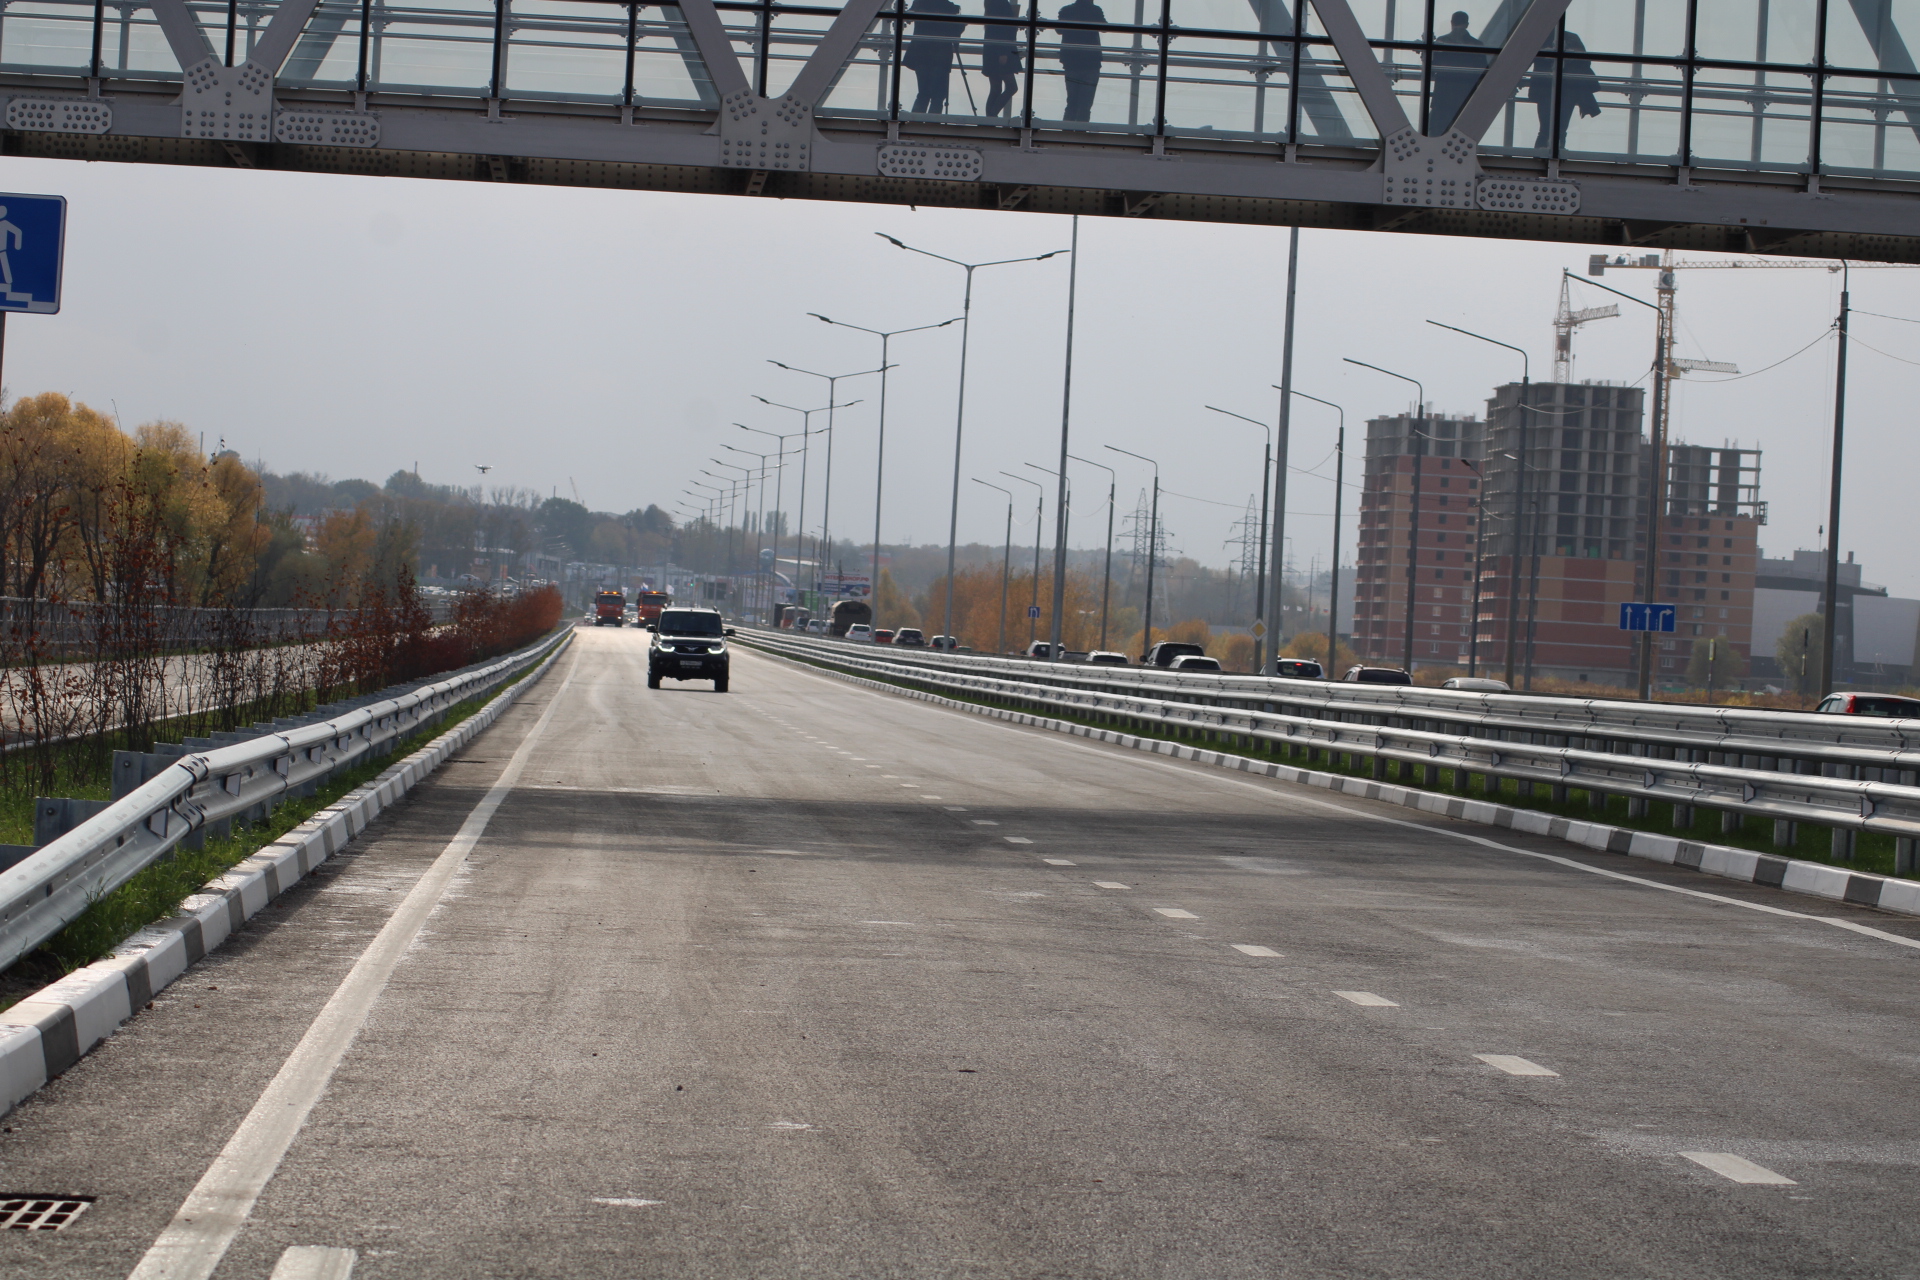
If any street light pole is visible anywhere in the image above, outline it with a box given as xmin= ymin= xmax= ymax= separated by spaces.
xmin=738 ymin=422 xmax=821 ymax=623
xmin=1821 ymin=261 xmax=1852 ymax=697
xmin=1049 ymin=215 xmax=1081 ymax=663
xmin=1344 ymin=358 xmax=1427 ymax=675
xmin=1107 ymin=445 xmax=1159 ymax=661
xmin=876 ymin=233 xmax=1068 ymax=645
xmin=769 ymin=359 xmax=883 ymax=585
xmin=1266 ymin=224 xmax=1301 ymax=674
xmin=1426 ymin=320 xmax=1530 ymax=687
xmin=1289 ymin=390 xmax=1345 ymax=678
xmin=973 ymin=478 xmax=1015 ymax=653
xmin=1002 ymin=470 xmax=1045 ymax=650
xmin=811 ymin=312 xmax=961 ymax=616
xmin=1067 ymin=453 xmax=1116 ymax=652
xmin=1026 ymin=461 xmax=1071 ymax=651
xmin=1206 ymin=404 xmax=1272 ymax=671
xmin=751 ymin=396 xmax=839 ymax=597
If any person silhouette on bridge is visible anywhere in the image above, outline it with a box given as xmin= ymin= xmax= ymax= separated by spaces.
xmin=1528 ymin=29 xmax=1601 ymax=151
xmin=981 ymin=0 xmax=1023 ymax=117
xmin=904 ymin=0 xmax=965 ymax=115
xmin=1056 ymin=0 xmax=1107 ymax=122
xmin=1427 ymin=10 xmax=1486 ymax=135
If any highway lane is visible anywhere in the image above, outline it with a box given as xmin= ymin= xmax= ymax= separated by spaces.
xmin=4 ymin=624 xmax=1920 ymax=1278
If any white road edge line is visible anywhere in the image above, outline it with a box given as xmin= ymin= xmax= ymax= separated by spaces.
xmin=1679 ymin=1152 xmax=1798 ymax=1185
xmin=127 ymin=660 xmax=582 ymax=1280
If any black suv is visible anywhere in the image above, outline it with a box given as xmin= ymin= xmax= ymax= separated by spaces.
xmin=648 ymin=607 xmax=733 ymax=692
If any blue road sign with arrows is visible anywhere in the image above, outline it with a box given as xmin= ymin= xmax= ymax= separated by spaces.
xmin=1027 ymin=605 xmax=1041 ymax=618
xmin=0 ymin=194 xmax=65 ymax=315
xmin=1619 ymin=602 xmax=1676 ymax=633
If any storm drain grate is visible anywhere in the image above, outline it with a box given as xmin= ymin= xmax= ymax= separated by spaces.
xmin=0 ymin=1195 xmax=94 ymax=1230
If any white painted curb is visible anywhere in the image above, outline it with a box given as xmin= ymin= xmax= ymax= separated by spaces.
xmin=762 ymin=645 xmax=1920 ymax=921
xmin=0 ymin=633 xmax=573 ymax=1117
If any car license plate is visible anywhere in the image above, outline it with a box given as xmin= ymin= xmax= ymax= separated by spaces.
xmin=679 ymin=659 xmax=702 ymax=667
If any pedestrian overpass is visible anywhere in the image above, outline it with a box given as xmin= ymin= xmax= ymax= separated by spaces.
xmin=2 ymin=0 xmax=1916 ymax=259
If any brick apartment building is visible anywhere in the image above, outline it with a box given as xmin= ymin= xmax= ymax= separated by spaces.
xmin=1352 ymin=381 xmax=1763 ymax=688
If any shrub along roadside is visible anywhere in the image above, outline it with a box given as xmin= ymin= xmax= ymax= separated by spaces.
xmin=756 ymin=642 xmax=1911 ymax=882
xmin=0 ymin=657 xmax=544 ymax=1008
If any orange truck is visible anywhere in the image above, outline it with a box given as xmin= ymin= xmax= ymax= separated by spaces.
xmin=593 ymin=589 xmax=626 ymax=626
xmin=636 ymin=590 xmax=670 ymax=627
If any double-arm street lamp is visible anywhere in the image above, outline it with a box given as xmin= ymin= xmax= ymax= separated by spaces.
xmin=738 ymin=421 xmax=825 ymax=619
xmin=972 ymin=478 xmax=1016 ymax=654
xmin=1205 ymin=404 xmax=1273 ymax=671
xmin=1001 ymin=470 xmax=1045 ymax=649
xmin=1288 ymin=390 xmax=1346 ymax=679
xmin=1105 ymin=445 xmax=1160 ymax=661
xmin=877 ymin=232 xmax=1068 ymax=645
xmin=811 ymin=312 xmax=960 ymax=607
xmin=1343 ymin=358 xmax=1430 ymax=675
xmin=768 ymin=359 xmax=885 ymax=583
xmin=1066 ymin=453 xmax=1116 ymax=652
xmin=720 ymin=441 xmax=775 ymax=572
xmin=754 ymin=395 xmax=859 ymax=594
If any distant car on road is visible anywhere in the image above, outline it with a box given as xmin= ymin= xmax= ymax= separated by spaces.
xmin=1442 ymin=676 xmax=1511 ymax=692
xmin=1171 ymin=655 xmax=1223 ymax=672
xmin=1085 ymin=651 xmax=1130 ymax=666
xmin=846 ymin=624 xmax=873 ymax=642
xmin=1342 ymin=665 xmax=1413 ymax=685
xmin=1814 ymin=692 xmax=1920 ymax=718
xmin=1274 ymin=659 xmax=1324 ymax=679
xmin=872 ymin=629 xmax=896 ymax=644
xmin=805 ymin=619 xmax=828 ymax=634
xmin=1145 ymin=642 xmax=1208 ymax=668
xmin=1023 ymin=641 xmax=1059 ymax=658
xmin=894 ymin=628 xmax=926 ymax=647
xmin=647 ymin=606 xmax=732 ymax=693
xmin=929 ymin=635 xmax=960 ymax=650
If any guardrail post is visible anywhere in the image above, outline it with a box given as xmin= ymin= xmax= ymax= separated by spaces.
xmin=1588 ymin=788 xmax=1606 ymax=812
xmin=1420 ymin=763 xmax=1439 ymax=787
xmin=1551 ymin=784 xmax=1569 ymax=804
xmin=1898 ymin=837 xmax=1917 ymax=875
xmin=1627 ymin=797 xmax=1649 ymax=819
xmin=1479 ymin=771 xmax=1498 ymax=795
xmin=1773 ymin=818 xmax=1796 ymax=847
xmin=1672 ymin=803 xmax=1693 ymax=830
xmin=1453 ymin=766 xmax=1471 ymax=792
xmin=1370 ymin=756 xmax=1387 ymax=780
xmin=1831 ymin=827 xmax=1856 ymax=861
xmin=1720 ymin=810 xmax=1742 ymax=836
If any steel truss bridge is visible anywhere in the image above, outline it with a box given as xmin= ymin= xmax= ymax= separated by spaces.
xmin=1 ymin=0 xmax=1917 ymax=257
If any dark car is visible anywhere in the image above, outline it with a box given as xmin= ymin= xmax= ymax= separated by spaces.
xmin=1275 ymin=658 xmax=1324 ymax=679
xmin=894 ymin=628 xmax=927 ymax=647
xmin=1814 ymin=692 xmax=1920 ymax=718
xmin=1144 ymin=642 xmax=1208 ymax=668
xmin=647 ymin=607 xmax=732 ymax=692
xmin=1342 ymin=664 xmax=1413 ymax=685
xmin=1171 ymin=655 xmax=1223 ymax=673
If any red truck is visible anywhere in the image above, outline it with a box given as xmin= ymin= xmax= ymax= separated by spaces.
xmin=636 ymin=590 xmax=670 ymax=627
xmin=593 ymin=589 xmax=626 ymax=626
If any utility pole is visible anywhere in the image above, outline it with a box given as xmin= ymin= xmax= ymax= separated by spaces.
xmin=1820 ymin=262 xmax=1851 ymax=695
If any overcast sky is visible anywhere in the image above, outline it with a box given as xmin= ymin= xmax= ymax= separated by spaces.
xmin=8 ymin=155 xmax=1918 ymax=599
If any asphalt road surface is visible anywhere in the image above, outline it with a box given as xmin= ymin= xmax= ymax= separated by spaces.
xmin=6 ymin=626 xmax=1920 ymax=1279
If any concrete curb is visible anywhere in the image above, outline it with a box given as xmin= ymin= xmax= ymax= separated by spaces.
xmin=768 ymin=648 xmax=1920 ymax=921
xmin=0 ymin=634 xmax=573 ymax=1117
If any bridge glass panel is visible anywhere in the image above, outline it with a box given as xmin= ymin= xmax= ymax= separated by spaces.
xmin=1161 ymin=32 xmax=1292 ymax=141
xmin=1821 ymin=73 xmax=1920 ymax=178
xmin=1170 ymin=0 xmax=1292 ymax=37
xmin=87 ymin=3 xmax=182 ymax=79
xmin=1559 ymin=0 xmax=1687 ymax=59
xmin=367 ymin=0 xmax=499 ymax=96
xmin=632 ymin=3 xmax=721 ymax=105
xmin=1694 ymin=0 xmax=1817 ymax=65
xmin=762 ymin=5 xmax=840 ymax=98
xmin=1023 ymin=14 xmax=1159 ymax=133
xmin=1291 ymin=44 xmax=1375 ymax=143
xmin=813 ymin=7 xmax=900 ymax=119
xmin=279 ymin=0 xmax=370 ymax=88
xmin=505 ymin=0 xmax=628 ymax=102
xmin=713 ymin=0 xmax=770 ymax=97
xmin=1690 ymin=67 xmax=1813 ymax=173
xmin=0 ymin=0 xmax=99 ymax=74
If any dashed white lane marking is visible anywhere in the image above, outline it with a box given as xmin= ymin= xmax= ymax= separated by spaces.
xmin=899 ymin=783 xmax=919 ymax=788
xmin=922 ymin=795 xmax=943 ymax=800
xmin=1680 ymin=1152 xmax=1798 ymax=1185
xmin=971 ymin=820 xmax=999 ymax=825
xmin=1153 ymin=908 xmax=1198 ymax=919
xmin=1094 ymin=881 xmax=1130 ymax=889
xmin=1474 ymin=1054 xmax=1559 ymax=1077
xmin=1231 ymin=944 xmax=1282 ymax=957
xmin=944 ymin=806 xmax=968 ymax=811
xmin=269 ymin=1246 xmax=357 ymax=1280
xmin=129 ymin=658 xmax=583 ymax=1280
xmin=1334 ymin=990 xmax=1399 ymax=1007
xmin=1005 ymin=836 xmax=1033 ymax=844
xmin=1043 ymin=858 xmax=1077 ymax=866
xmin=591 ymin=1198 xmax=666 ymax=1208
xmin=882 ymin=774 xmax=899 ymax=778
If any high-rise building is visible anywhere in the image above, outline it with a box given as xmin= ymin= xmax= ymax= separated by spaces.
xmin=1353 ymin=380 xmax=1763 ymax=689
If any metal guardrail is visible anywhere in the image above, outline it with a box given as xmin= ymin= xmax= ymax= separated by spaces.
xmin=751 ymin=631 xmax=1920 ymax=784
xmin=741 ymin=631 xmax=1920 ymax=870
xmin=0 ymin=626 xmax=575 ymax=973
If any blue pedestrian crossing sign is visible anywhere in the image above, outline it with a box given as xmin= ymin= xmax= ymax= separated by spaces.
xmin=1619 ymin=602 xmax=1676 ymax=633
xmin=0 ymin=194 xmax=65 ymax=314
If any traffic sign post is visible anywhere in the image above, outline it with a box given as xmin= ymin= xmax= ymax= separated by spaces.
xmin=0 ymin=192 xmax=68 ymax=398
xmin=1618 ymin=602 xmax=1676 ymax=633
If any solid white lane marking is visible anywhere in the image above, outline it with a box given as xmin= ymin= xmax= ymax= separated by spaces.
xmin=1005 ymin=836 xmax=1033 ymax=844
xmin=1043 ymin=858 xmax=1077 ymax=866
xmin=128 ymin=661 xmax=582 ymax=1280
xmin=269 ymin=1246 xmax=357 ymax=1280
xmin=1094 ymin=881 xmax=1130 ymax=889
xmin=1680 ymin=1152 xmax=1797 ymax=1185
xmin=1475 ymin=1054 xmax=1559 ymax=1077
xmin=591 ymin=1198 xmax=665 ymax=1208
xmin=1153 ymin=908 xmax=1198 ymax=919
xmin=1334 ymin=991 xmax=1399 ymax=1007
xmin=1231 ymin=944 xmax=1282 ymax=957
